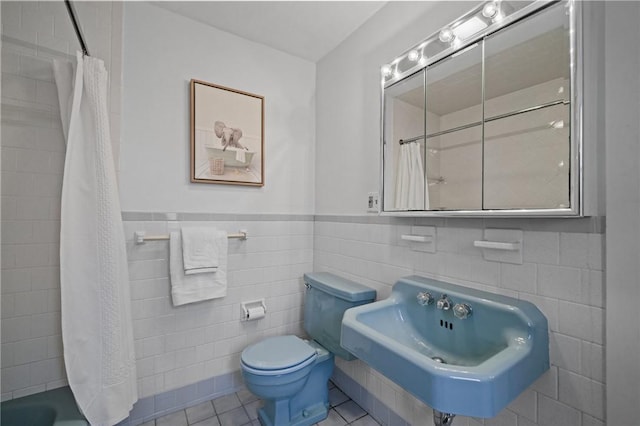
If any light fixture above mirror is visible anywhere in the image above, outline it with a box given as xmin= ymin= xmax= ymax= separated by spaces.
xmin=381 ymin=1 xmax=537 ymax=87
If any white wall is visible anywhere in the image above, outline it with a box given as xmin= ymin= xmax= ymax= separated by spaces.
xmin=1 ymin=1 xmax=123 ymax=400
xmin=120 ymin=3 xmax=316 ymax=215
xmin=315 ymin=1 xmax=608 ymax=425
xmin=605 ymin=2 xmax=640 ymax=424
xmin=315 ymin=1 xmax=477 ymax=214
xmin=114 ymin=2 xmax=318 ymax=404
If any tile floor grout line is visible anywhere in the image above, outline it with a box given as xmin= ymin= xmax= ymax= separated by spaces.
xmin=149 ymin=380 xmax=381 ymax=426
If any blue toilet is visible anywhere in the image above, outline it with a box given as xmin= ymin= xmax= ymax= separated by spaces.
xmin=240 ymin=272 xmax=376 ymax=426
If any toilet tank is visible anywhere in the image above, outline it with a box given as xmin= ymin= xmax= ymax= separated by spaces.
xmin=303 ymin=272 xmax=376 ymax=360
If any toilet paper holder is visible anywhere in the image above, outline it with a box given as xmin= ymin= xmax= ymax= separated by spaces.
xmin=241 ymin=299 xmax=267 ymax=321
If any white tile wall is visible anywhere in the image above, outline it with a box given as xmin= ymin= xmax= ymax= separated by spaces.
xmin=1 ymin=0 xmax=123 ymax=400
xmin=124 ymin=219 xmax=313 ymax=399
xmin=315 ymin=218 xmax=605 ymax=425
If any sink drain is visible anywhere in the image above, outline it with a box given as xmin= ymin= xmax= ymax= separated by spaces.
xmin=432 ymin=356 xmax=446 ymax=364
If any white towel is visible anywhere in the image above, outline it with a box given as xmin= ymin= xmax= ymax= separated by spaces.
xmin=235 ymin=148 xmax=246 ymax=164
xmin=170 ymin=231 xmax=227 ymax=306
xmin=181 ymin=227 xmax=224 ymax=275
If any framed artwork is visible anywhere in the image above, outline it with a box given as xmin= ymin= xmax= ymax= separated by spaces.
xmin=190 ymin=79 xmax=264 ymax=186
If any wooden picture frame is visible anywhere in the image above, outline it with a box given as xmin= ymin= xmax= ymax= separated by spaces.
xmin=190 ymin=79 xmax=264 ymax=186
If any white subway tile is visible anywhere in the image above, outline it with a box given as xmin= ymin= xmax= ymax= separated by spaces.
xmin=586 ymin=235 xmax=602 ymax=272
xmin=2 ymin=343 xmax=15 ymax=367
xmin=34 ymin=127 xmax=65 ymax=153
xmin=2 ymin=74 xmax=37 ymax=101
xmin=46 ymin=335 xmax=62 ymax=358
xmin=560 ymin=233 xmax=589 ymax=268
xmin=537 ymin=264 xmax=583 ymax=302
xmin=550 ymin=332 xmax=581 ymax=373
xmin=2 ymin=196 xmax=18 ymax=220
xmin=523 ymin=231 xmax=559 ymax=265
xmin=2 ymin=220 xmax=35 ymax=244
xmin=28 ymin=357 xmax=65 ymax=385
xmin=30 ymin=312 xmax=60 ymax=338
xmin=1 ymin=294 xmax=15 ymax=319
xmin=538 ymin=394 xmax=581 ymax=426
xmin=1 ymin=364 xmax=31 ymax=393
xmin=507 ymin=389 xmax=537 ymax=422
xmin=154 ymin=352 xmax=177 ymax=374
xmin=559 ymin=369 xmax=605 ymax=420
xmin=136 ymin=356 xmax=155 ymax=378
xmin=581 ymin=269 xmax=604 ymax=308
xmin=484 ymin=409 xmax=517 ymax=426
xmin=531 ymin=366 xmax=558 ymax=399
xmin=1 ymin=2 xmax=22 ymax=36
xmin=1 ymin=147 xmax=19 ymax=171
xmin=500 ymin=262 xmax=536 ymax=294
xmin=2 ymin=316 xmax=32 ymax=343
xmin=582 ymin=414 xmax=605 ymax=426
xmin=15 ymin=197 xmax=51 ymax=221
xmin=12 ymin=384 xmax=46 ymax=399
xmin=14 ymin=289 xmax=48 ymax=315
xmin=31 ymin=266 xmax=60 ymax=290
xmin=141 ymin=336 xmax=165 ymax=358
xmin=13 ymin=337 xmax=48 ymax=364
xmin=558 ymin=301 xmax=604 ymax=344
xmin=2 ymin=171 xmax=35 ymax=196
xmin=581 ymin=341 xmax=604 ymax=383
xmin=1 ymin=268 xmax=31 ymax=293
xmin=16 ymin=148 xmax=51 ymax=173
xmin=21 ymin=3 xmax=54 ymax=36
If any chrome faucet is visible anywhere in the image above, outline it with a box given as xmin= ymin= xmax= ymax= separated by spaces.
xmin=417 ymin=292 xmax=434 ymax=306
xmin=453 ymin=303 xmax=473 ymax=319
xmin=436 ymin=294 xmax=452 ymax=310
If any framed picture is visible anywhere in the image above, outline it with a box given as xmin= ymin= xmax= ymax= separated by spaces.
xmin=190 ymin=79 xmax=264 ymax=186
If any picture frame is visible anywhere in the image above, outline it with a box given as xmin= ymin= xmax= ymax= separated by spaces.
xmin=190 ymin=79 xmax=264 ymax=186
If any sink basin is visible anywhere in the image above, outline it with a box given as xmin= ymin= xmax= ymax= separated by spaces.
xmin=341 ymin=275 xmax=549 ymax=418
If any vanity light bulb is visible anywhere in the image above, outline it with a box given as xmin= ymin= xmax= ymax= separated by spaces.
xmin=439 ymin=28 xmax=455 ymax=43
xmin=482 ymin=2 xmax=499 ymax=19
xmin=381 ymin=64 xmax=393 ymax=77
xmin=408 ymin=50 xmax=420 ymax=62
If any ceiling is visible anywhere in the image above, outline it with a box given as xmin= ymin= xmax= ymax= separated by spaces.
xmin=152 ymin=1 xmax=387 ymax=62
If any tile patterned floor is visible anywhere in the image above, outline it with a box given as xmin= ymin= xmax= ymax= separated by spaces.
xmin=141 ymin=381 xmax=381 ymax=426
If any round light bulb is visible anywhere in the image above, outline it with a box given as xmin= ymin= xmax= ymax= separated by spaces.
xmin=408 ymin=50 xmax=420 ymax=62
xmin=381 ymin=64 xmax=392 ymax=77
xmin=482 ymin=2 xmax=499 ymax=19
xmin=439 ymin=28 xmax=455 ymax=43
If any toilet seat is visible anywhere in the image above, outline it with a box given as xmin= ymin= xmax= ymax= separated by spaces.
xmin=241 ymin=335 xmax=317 ymax=376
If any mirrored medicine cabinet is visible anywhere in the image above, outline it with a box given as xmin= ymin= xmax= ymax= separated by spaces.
xmin=381 ymin=0 xmax=584 ymax=217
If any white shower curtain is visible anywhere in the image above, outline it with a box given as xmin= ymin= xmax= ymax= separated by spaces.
xmin=395 ymin=142 xmax=429 ymax=210
xmin=54 ymin=52 xmax=137 ymax=426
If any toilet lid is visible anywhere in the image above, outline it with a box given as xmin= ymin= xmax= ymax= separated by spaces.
xmin=241 ymin=335 xmax=317 ymax=371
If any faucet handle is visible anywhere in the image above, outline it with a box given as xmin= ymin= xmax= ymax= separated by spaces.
xmin=453 ymin=303 xmax=472 ymax=319
xmin=436 ymin=294 xmax=452 ymax=310
xmin=417 ymin=292 xmax=434 ymax=306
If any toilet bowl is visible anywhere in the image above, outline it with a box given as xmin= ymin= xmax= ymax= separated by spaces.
xmin=240 ymin=272 xmax=376 ymax=426
xmin=241 ymin=336 xmax=334 ymax=426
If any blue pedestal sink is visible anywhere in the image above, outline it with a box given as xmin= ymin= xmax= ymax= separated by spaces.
xmin=341 ymin=275 xmax=549 ymax=418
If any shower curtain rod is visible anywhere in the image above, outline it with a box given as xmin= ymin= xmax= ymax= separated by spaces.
xmin=64 ymin=0 xmax=90 ymax=56
xmin=398 ymin=99 xmax=569 ymax=145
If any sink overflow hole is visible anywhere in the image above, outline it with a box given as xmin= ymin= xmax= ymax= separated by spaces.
xmin=439 ymin=319 xmax=454 ymax=330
